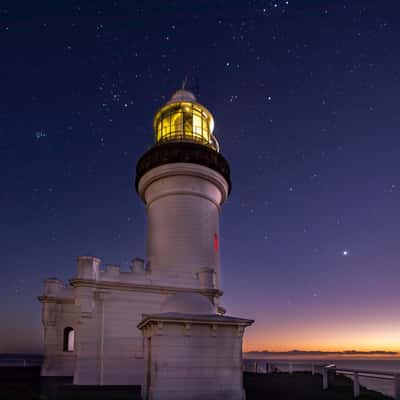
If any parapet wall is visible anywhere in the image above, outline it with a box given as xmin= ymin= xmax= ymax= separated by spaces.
xmin=42 ymin=277 xmax=74 ymax=299
xmin=74 ymin=255 xmax=217 ymax=290
xmin=75 ymin=256 xmax=149 ymax=283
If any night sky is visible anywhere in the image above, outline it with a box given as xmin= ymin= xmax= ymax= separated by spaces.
xmin=2 ymin=0 xmax=400 ymax=354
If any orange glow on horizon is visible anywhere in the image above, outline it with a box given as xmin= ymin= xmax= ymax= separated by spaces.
xmin=241 ymin=322 xmax=400 ymax=354
xmin=243 ymin=342 xmax=400 ymax=354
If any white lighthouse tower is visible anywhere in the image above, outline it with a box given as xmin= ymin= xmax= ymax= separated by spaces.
xmin=136 ymin=89 xmax=230 ymax=296
xmin=39 ymin=88 xmax=253 ymax=399
xmin=136 ymin=90 xmax=252 ymax=400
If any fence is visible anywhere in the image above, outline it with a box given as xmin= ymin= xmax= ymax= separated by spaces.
xmin=323 ymin=364 xmax=400 ymax=400
xmin=243 ymin=360 xmax=326 ymax=375
xmin=243 ymin=360 xmax=400 ymax=399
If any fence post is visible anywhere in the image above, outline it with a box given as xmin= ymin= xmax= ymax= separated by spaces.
xmin=353 ymin=372 xmax=360 ymax=398
xmin=255 ymin=361 xmax=258 ymax=373
xmin=289 ymin=363 xmax=293 ymax=374
xmin=394 ymin=374 xmax=400 ymax=400
xmin=23 ymin=359 xmax=26 ymax=368
xmin=323 ymin=367 xmax=328 ymax=390
xmin=311 ymin=363 xmax=315 ymax=376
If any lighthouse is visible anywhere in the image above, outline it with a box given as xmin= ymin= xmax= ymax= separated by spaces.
xmin=39 ymin=88 xmax=253 ymax=399
xmin=136 ymin=90 xmax=252 ymax=400
xmin=136 ymin=89 xmax=231 ymax=295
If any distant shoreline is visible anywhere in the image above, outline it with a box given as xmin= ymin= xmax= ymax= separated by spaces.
xmin=244 ymin=350 xmax=400 ymax=360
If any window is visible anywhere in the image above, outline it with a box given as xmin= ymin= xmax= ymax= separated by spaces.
xmin=63 ymin=327 xmax=75 ymax=352
xmin=153 ymin=102 xmax=218 ymax=151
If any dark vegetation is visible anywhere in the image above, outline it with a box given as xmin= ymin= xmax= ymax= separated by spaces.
xmin=0 ymin=367 xmax=392 ymax=399
xmin=0 ymin=367 xmax=141 ymax=400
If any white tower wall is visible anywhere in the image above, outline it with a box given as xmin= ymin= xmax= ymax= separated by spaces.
xmin=138 ymin=163 xmax=229 ymax=289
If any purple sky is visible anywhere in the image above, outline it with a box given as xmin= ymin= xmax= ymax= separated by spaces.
xmin=1 ymin=0 xmax=400 ymax=353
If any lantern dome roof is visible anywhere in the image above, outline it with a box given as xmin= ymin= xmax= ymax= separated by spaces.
xmin=167 ymin=89 xmax=197 ymax=104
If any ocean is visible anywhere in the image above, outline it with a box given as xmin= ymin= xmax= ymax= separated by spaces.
xmin=243 ymin=357 xmax=400 ymax=398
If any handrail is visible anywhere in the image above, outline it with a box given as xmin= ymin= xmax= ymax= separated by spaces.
xmin=332 ymin=367 xmax=397 ymax=377
xmin=243 ymin=360 xmax=326 ymax=376
xmin=323 ymin=363 xmax=400 ymax=399
xmin=243 ymin=360 xmax=400 ymax=399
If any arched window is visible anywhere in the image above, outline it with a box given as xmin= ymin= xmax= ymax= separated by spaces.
xmin=63 ymin=327 xmax=75 ymax=352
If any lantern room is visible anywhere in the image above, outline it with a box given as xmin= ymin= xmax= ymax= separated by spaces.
xmin=153 ymin=89 xmax=219 ymax=152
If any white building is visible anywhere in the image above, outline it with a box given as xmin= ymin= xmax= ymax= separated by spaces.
xmin=39 ymin=89 xmax=253 ymax=399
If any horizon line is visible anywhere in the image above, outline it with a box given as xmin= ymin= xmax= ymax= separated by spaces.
xmin=245 ymin=349 xmax=399 ymax=355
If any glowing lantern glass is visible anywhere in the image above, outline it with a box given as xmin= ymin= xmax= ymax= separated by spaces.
xmin=153 ymin=94 xmax=219 ymax=152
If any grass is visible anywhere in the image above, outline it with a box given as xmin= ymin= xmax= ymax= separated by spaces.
xmin=0 ymin=367 xmax=393 ymax=399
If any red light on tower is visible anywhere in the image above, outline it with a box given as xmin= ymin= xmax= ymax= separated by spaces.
xmin=214 ymin=233 xmax=219 ymax=252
